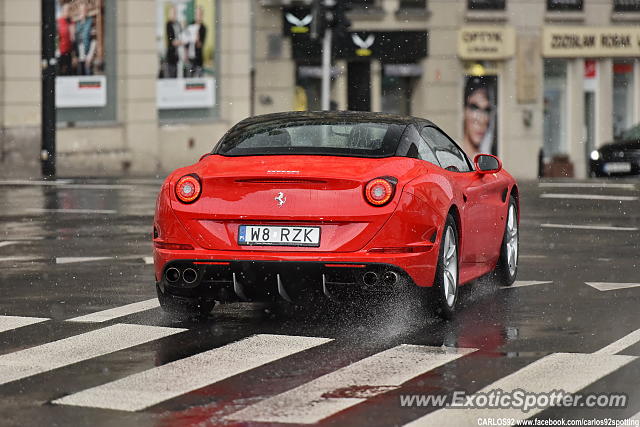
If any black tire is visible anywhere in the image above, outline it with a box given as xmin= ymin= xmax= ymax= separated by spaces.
xmin=493 ymin=196 xmax=519 ymax=286
xmin=156 ymin=285 xmax=215 ymax=320
xmin=429 ymin=214 xmax=459 ymax=320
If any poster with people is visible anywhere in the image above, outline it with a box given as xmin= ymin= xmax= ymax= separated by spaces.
xmin=156 ymin=0 xmax=216 ymax=109
xmin=55 ymin=0 xmax=107 ymax=108
xmin=462 ymin=75 xmax=498 ymax=158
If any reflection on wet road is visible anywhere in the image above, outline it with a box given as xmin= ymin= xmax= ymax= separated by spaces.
xmin=0 ymin=178 xmax=639 ymax=426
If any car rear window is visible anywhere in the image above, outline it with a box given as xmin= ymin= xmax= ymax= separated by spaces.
xmin=215 ymin=121 xmax=405 ymax=157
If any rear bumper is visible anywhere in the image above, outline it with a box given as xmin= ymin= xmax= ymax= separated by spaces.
xmin=154 ymin=247 xmax=438 ymax=302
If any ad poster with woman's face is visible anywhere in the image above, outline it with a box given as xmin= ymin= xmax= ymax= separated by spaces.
xmin=463 ymin=75 xmax=498 ymax=158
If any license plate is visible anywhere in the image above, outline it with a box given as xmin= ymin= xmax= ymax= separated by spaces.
xmin=238 ymin=225 xmax=321 ymax=247
xmin=603 ymin=162 xmax=631 ymax=173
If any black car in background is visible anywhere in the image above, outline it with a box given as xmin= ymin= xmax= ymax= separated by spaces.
xmin=590 ymin=124 xmax=640 ymax=177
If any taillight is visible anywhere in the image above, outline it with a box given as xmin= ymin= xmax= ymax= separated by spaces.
xmin=175 ymin=174 xmax=201 ymax=203
xmin=364 ymin=177 xmax=396 ymax=206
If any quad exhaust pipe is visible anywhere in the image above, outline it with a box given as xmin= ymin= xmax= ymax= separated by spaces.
xmin=362 ymin=270 xmax=399 ymax=286
xmin=164 ymin=266 xmax=199 ymax=285
xmin=183 ymin=268 xmax=198 ymax=284
xmin=363 ymin=271 xmax=378 ymax=286
xmin=165 ymin=267 xmax=180 ymax=283
xmin=382 ymin=271 xmax=399 ymax=286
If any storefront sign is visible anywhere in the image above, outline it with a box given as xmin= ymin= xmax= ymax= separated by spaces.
xmin=283 ymin=7 xmax=312 ymax=36
xmin=543 ymin=27 xmax=640 ymax=58
xmin=467 ymin=0 xmax=505 ymax=10
xmin=547 ymin=0 xmax=583 ymax=11
xmin=157 ymin=78 xmax=215 ymax=109
xmin=337 ymin=31 xmax=428 ymax=63
xmin=458 ymin=26 xmax=515 ymax=60
xmin=56 ymin=76 xmax=107 ymax=108
xmin=291 ymin=31 xmax=428 ymax=64
xmin=614 ymin=0 xmax=640 ymax=12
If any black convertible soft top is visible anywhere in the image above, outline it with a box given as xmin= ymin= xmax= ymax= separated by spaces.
xmin=213 ymin=111 xmax=436 ymax=158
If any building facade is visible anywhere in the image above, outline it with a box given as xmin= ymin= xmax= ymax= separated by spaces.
xmin=0 ymin=0 xmax=639 ymax=179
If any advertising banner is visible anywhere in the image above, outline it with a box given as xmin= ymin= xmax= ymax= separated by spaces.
xmin=463 ymin=75 xmax=498 ymax=157
xmin=55 ymin=0 xmax=107 ymax=108
xmin=157 ymin=0 xmax=216 ymax=109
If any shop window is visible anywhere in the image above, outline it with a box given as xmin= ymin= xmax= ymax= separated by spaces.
xmin=156 ymin=0 xmax=218 ymax=121
xmin=467 ymin=0 xmax=506 ymax=10
xmin=381 ymin=75 xmax=412 ymax=116
xmin=56 ymin=0 xmax=116 ymax=124
xmin=547 ymin=0 xmax=583 ymax=11
xmin=543 ymin=59 xmax=568 ymax=158
xmin=399 ymin=0 xmax=427 ymax=9
xmin=613 ymin=61 xmax=635 ymax=139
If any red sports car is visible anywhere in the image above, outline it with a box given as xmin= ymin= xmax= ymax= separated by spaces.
xmin=153 ymin=111 xmax=519 ymax=319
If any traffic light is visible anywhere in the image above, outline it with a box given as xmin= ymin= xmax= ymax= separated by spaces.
xmin=311 ymin=0 xmax=352 ymax=39
xmin=329 ymin=0 xmax=352 ymax=33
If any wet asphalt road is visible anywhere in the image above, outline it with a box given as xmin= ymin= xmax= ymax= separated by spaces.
xmin=0 ymin=177 xmax=639 ymax=427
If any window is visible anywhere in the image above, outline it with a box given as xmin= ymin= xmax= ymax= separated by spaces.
xmin=399 ymin=0 xmax=426 ymax=9
xmin=421 ymin=126 xmax=471 ymax=172
xmin=56 ymin=0 xmax=116 ymax=124
xmin=613 ymin=61 xmax=635 ymax=139
xmin=543 ymin=59 xmax=568 ymax=157
xmin=216 ymin=119 xmax=404 ymax=158
xmin=467 ymin=0 xmax=506 ymax=10
xmin=546 ymin=0 xmax=582 ymax=11
xmin=614 ymin=0 xmax=640 ymax=12
xmin=396 ymin=125 xmax=439 ymax=166
xmin=348 ymin=0 xmax=377 ymax=8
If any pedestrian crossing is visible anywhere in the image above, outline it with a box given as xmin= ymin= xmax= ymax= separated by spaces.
xmin=1 ymin=304 xmax=640 ymax=424
xmin=54 ymin=334 xmax=331 ymax=411
xmin=66 ymin=298 xmax=160 ymax=323
xmin=225 ymin=345 xmax=476 ymax=424
xmin=0 ymin=324 xmax=184 ymax=386
xmin=0 ymin=315 xmax=49 ymax=333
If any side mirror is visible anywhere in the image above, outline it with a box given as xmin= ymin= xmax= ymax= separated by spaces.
xmin=474 ymin=154 xmax=502 ymax=174
xmin=199 ymin=153 xmax=211 ymax=161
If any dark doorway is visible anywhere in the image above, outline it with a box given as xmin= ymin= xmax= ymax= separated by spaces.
xmin=347 ymin=62 xmax=371 ymax=111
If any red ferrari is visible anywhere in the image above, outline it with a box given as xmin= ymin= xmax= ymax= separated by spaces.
xmin=153 ymin=111 xmax=519 ymax=319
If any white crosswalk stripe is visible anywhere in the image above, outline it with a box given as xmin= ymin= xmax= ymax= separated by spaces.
xmin=0 ymin=324 xmax=185 ymax=385
xmin=586 ymin=282 xmax=640 ymax=292
xmin=53 ymin=334 xmax=332 ymax=411
xmin=226 ymin=345 xmax=477 ymax=424
xmin=540 ymin=193 xmax=638 ymax=201
xmin=66 ymin=299 xmax=160 ymax=323
xmin=56 ymin=257 xmax=113 ymax=264
xmin=595 ymin=328 xmax=640 ymax=355
xmin=0 ymin=315 xmax=49 ymax=333
xmin=508 ymin=281 xmax=552 ymax=289
xmin=403 ymin=352 xmax=636 ymax=426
